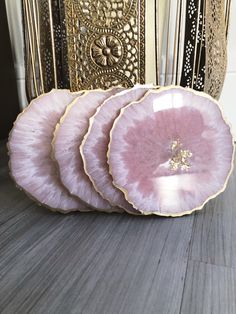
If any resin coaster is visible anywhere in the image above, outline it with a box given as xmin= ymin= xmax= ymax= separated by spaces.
xmin=8 ymin=90 xmax=89 ymax=213
xmin=81 ymin=86 xmax=153 ymax=214
xmin=53 ymin=88 xmax=123 ymax=212
xmin=108 ymin=86 xmax=235 ymax=216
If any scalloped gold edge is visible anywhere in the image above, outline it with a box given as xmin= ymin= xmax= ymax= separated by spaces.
xmin=51 ymin=86 xmax=124 ymax=213
xmin=107 ymin=85 xmax=235 ymax=217
xmin=7 ymin=89 xmax=93 ymax=214
xmin=80 ymin=95 xmax=124 ymax=214
xmin=80 ymin=85 xmax=159 ymax=215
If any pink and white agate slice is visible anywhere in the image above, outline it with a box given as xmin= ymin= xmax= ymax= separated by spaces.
xmin=108 ymin=86 xmax=235 ymax=216
xmin=8 ymin=89 xmax=89 ymax=213
xmin=53 ymin=88 xmax=123 ymax=212
xmin=81 ymin=85 xmax=154 ymax=214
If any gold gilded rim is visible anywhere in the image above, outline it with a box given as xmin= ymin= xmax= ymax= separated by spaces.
xmin=80 ymin=84 xmax=159 ymax=215
xmin=108 ymin=85 xmax=235 ymax=217
xmin=52 ymin=86 xmax=124 ymax=213
xmin=7 ymin=89 xmax=92 ymax=214
xmin=80 ymin=98 xmax=124 ymax=213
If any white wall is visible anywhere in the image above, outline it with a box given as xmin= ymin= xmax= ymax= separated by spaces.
xmin=5 ymin=0 xmax=236 ymax=137
xmin=219 ymin=0 xmax=236 ymax=139
xmin=5 ymin=0 xmax=27 ymax=109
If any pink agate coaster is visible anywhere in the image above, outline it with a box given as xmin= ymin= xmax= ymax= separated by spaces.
xmin=81 ymin=86 xmax=153 ymax=214
xmin=53 ymin=87 xmax=123 ymax=212
xmin=8 ymin=90 xmax=89 ymax=213
xmin=108 ymin=86 xmax=235 ymax=216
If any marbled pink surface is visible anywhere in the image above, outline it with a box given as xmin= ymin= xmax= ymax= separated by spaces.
xmin=8 ymin=90 xmax=88 ymax=213
xmin=53 ymin=88 xmax=123 ymax=212
xmin=81 ymin=86 xmax=151 ymax=213
xmin=109 ymin=87 xmax=234 ymax=215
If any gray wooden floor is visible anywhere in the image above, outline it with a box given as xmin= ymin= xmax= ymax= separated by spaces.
xmin=0 ymin=140 xmax=236 ymax=314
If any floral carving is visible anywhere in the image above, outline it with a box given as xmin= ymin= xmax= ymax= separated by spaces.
xmin=91 ymin=35 xmax=123 ymax=67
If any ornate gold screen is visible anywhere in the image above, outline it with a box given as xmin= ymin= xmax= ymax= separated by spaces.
xmin=22 ymin=0 xmax=231 ymax=101
xmin=65 ymin=0 xmax=145 ymax=91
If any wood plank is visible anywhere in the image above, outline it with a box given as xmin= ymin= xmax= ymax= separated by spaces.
xmin=189 ymin=163 xmax=236 ymax=267
xmin=180 ymin=260 xmax=236 ymax=314
xmin=0 ymin=181 xmax=34 ymax=224
xmin=0 ymin=211 xmax=194 ymax=314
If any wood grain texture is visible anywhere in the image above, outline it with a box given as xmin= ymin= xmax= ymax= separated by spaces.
xmin=0 ymin=140 xmax=235 ymax=314
xmin=189 ymin=172 xmax=236 ymax=267
xmin=180 ymin=260 xmax=236 ymax=314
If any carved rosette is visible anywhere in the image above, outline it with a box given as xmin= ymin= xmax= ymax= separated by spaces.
xmin=65 ymin=0 xmax=145 ymax=90
xmin=90 ymin=34 xmax=124 ymax=69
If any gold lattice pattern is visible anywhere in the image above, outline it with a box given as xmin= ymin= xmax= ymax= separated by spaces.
xmin=64 ymin=0 xmax=145 ymax=91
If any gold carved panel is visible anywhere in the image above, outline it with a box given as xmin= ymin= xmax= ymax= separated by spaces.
xmin=64 ymin=0 xmax=145 ymax=91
